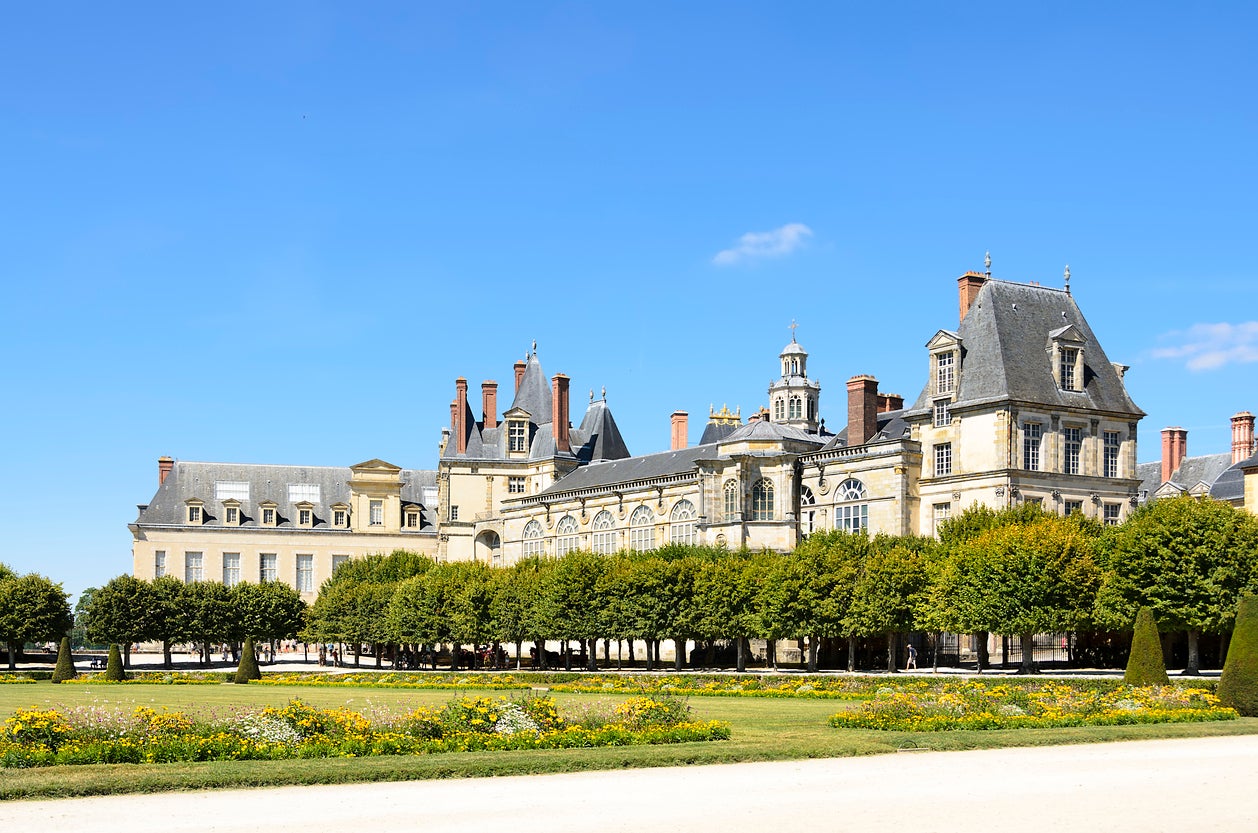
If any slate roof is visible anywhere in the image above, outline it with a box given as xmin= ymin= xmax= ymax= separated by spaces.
xmin=908 ymin=280 xmax=1143 ymax=417
xmin=1136 ymin=453 xmax=1234 ymax=501
xmin=508 ymin=353 xmax=552 ymax=425
xmin=573 ymin=398 xmax=631 ymax=463
xmin=540 ymin=444 xmax=717 ymax=495
xmin=699 ymin=421 xmax=740 ymax=445
xmin=825 ymin=409 xmax=911 ymax=450
xmin=135 ymin=461 xmax=438 ymax=531
xmin=721 ymin=420 xmax=828 ymax=446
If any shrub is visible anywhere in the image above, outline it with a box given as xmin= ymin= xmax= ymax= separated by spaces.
xmin=1124 ymin=607 xmax=1169 ymax=686
xmin=234 ymin=638 xmax=261 ymax=684
xmin=50 ymin=637 xmax=76 ymax=684
xmin=613 ymin=695 xmax=692 ymax=730
xmin=1219 ymin=595 xmax=1258 ymax=716
xmin=104 ymin=644 xmax=126 ymax=682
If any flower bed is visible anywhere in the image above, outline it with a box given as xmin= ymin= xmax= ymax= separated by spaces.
xmin=828 ymin=682 xmax=1237 ymax=731
xmin=0 ymin=694 xmax=728 ymax=768
xmin=0 ymin=674 xmax=37 ymax=685
xmin=57 ymin=671 xmax=229 ymax=685
xmin=256 ymin=671 xmax=535 ymax=690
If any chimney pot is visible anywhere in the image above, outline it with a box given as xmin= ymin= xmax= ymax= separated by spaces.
xmin=455 ymin=378 xmax=469 ymax=455
xmin=158 ymin=456 xmax=174 ymax=485
xmin=482 ymin=381 xmax=499 ymax=430
xmin=671 ymin=411 xmax=689 ymax=450
xmin=958 ymin=271 xmax=988 ymax=323
xmin=514 ymin=361 xmax=527 ymax=393
xmin=846 ymin=375 xmax=880 ymax=446
xmin=1231 ymin=412 xmax=1255 ymax=464
xmin=551 ymin=374 xmax=571 ymax=453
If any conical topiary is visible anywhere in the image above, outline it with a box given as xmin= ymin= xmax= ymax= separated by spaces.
xmin=233 ymin=637 xmax=261 ymax=683
xmin=104 ymin=643 xmax=126 ymax=681
xmin=1124 ymin=607 xmax=1170 ymax=686
xmin=1219 ymin=595 xmax=1258 ymax=716
xmin=51 ymin=636 xmax=77 ymax=683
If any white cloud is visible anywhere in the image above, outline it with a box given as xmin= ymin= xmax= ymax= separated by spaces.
xmin=713 ymin=222 xmax=813 ymax=266
xmin=1151 ymin=322 xmax=1258 ymax=371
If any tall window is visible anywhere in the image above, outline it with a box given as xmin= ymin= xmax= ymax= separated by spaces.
xmin=298 ymin=508 xmax=313 ymax=526
xmin=591 ymin=511 xmax=617 ymax=554
xmin=225 ymin=506 xmax=239 ymax=525
xmin=296 ymin=554 xmax=313 ymax=592
xmin=789 ymin=396 xmax=802 ymax=420
xmin=751 ymin=479 xmax=774 ymax=521
xmin=187 ymin=505 xmax=202 ymax=524
xmin=934 ymin=443 xmax=952 ymax=477
xmin=933 ymin=400 xmax=951 ymax=427
xmin=1063 ymin=427 xmax=1082 ymax=475
xmin=508 ymin=420 xmax=527 ymax=452
xmin=332 ymin=555 xmax=350 ymax=574
xmin=1060 ymin=348 xmax=1079 ymax=391
xmin=1103 ymin=431 xmax=1121 ymax=478
xmin=222 ymin=553 xmax=240 ymax=587
xmin=369 ymin=500 xmax=384 ymax=526
xmin=800 ymin=486 xmax=816 ymax=535
xmin=522 ymin=520 xmax=545 ymax=557
xmin=1023 ymin=424 xmax=1042 ymax=471
xmin=836 ymin=479 xmax=869 ymax=532
xmin=936 ymin=352 xmax=955 ymax=395
xmin=774 ymin=398 xmax=785 ymax=421
xmin=555 ymin=515 xmax=579 ymax=555
xmin=1064 ymin=500 xmax=1084 ymax=516
xmin=154 ymin=551 xmax=166 ymax=578
xmin=261 ymin=506 xmax=276 ymax=526
xmin=670 ymin=499 xmax=697 ymax=545
xmin=184 ymin=552 xmax=203 ymax=583
xmin=1103 ymin=503 xmax=1121 ymax=526
xmin=333 ymin=508 xmax=347 ymax=527
xmin=449 ymin=505 xmax=460 ymax=521
xmin=723 ymin=479 xmax=739 ymax=520
xmin=260 ymin=553 xmax=277 ymax=582
xmin=508 ymin=476 xmax=526 ymax=494
xmin=932 ymin=503 xmax=951 ymax=535
xmin=629 ymin=505 xmax=655 ymax=551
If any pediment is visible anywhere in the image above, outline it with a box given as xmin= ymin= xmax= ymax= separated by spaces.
xmin=1048 ymin=324 xmax=1086 ymax=344
xmin=350 ymin=458 xmax=402 ymax=474
xmin=503 ymin=406 xmax=532 ymax=420
xmin=926 ymin=330 xmax=961 ymax=350
xmin=1153 ymin=481 xmax=1185 ymax=499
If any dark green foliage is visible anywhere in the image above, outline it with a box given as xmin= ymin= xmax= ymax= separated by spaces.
xmin=104 ymin=644 xmax=126 ymax=681
xmin=51 ymin=636 xmax=77 ymax=683
xmin=1219 ymin=596 xmax=1258 ymax=716
xmin=234 ymin=637 xmax=261 ymax=683
xmin=0 ymin=571 xmax=73 ymax=670
xmin=1124 ymin=607 xmax=1169 ymax=686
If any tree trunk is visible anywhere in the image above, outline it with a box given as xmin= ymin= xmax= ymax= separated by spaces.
xmin=353 ymin=643 xmax=361 ymax=667
xmin=1184 ymin=629 xmax=1201 ymax=675
xmin=886 ymin=632 xmax=898 ymax=673
xmin=5 ymin=641 xmax=14 ymax=670
xmin=587 ymin=638 xmax=598 ymax=671
xmin=375 ymin=643 xmax=382 ymax=668
xmin=974 ymin=632 xmax=988 ymax=673
xmin=202 ymin=641 xmax=212 ymax=668
xmin=1018 ymin=632 xmax=1038 ymax=674
xmin=847 ymin=635 xmax=856 ymax=672
xmin=674 ymin=637 xmax=685 ymax=671
xmin=807 ymin=636 xmax=819 ymax=673
xmin=162 ymin=639 xmax=173 ymax=669
xmin=603 ymin=638 xmax=610 ymax=666
xmin=932 ymin=631 xmax=940 ymax=673
xmin=450 ymin=643 xmax=460 ymax=671
xmin=123 ymin=643 xmax=132 ymax=668
xmin=736 ymin=637 xmax=747 ymax=673
xmin=768 ymin=639 xmax=778 ymax=672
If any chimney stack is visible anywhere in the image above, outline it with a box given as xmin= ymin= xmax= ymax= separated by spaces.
xmin=455 ymin=378 xmax=469 ymax=455
xmin=1232 ymin=412 xmax=1255 ymax=464
xmin=482 ymin=381 xmax=499 ymax=430
xmin=847 ymin=375 xmax=880 ymax=446
xmin=1161 ymin=426 xmax=1187 ymax=483
xmin=158 ymin=456 xmax=174 ymax=485
xmin=876 ymin=392 xmax=904 ymax=413
xmin=671 ymin=411 xmax=688 ymax=450
xmin=551 ymin=374 xmax=571 ymax=453
xmin=958 ymin=271 xmax=988 ymax=323
xmin=514 ymin=360 xmax=527 ymax=394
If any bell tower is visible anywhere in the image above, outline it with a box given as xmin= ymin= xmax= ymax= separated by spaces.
xmin=768 ymin=321 xmax=821 ymax=432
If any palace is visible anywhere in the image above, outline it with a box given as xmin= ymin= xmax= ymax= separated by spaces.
xmin=131 ymin=267 xmax=1147 ymax=597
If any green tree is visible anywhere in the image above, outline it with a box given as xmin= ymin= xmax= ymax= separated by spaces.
xmin=72 ymin=587 xmax=98 ymax=649
xmin=0 ymin=572 xmax=73 ymax=670
xmin=540 ymin=551 xmax=608 ymax=670
xmin=1219 ymin=595 xmax=1258 ymax=716
xmin=104 ymin=643 xmax=126 ymax=681
xmin=180 ymin=581 xmax=235 ymax=666
xmin=1097 ymin=495 xmax=1258 ymax=674
xmin=51 ymin=636 xmax=77 ymax=683
xmin=233 ymin=636 xmax=261 ymax=683
xmin=149 ymin=576 xmax=191 ymax=669
xmin=1125 ymin=606 xmax=1170 ymax=685
xmin=84 ymin=575 xmax=155 ymax=667
xmin=232 ymin=581 xmax=306 ymax=646
xmin=845 ymin=536 xmax=933 ymax=672
xmin=692 ymin=551 xmax=760 ymax=671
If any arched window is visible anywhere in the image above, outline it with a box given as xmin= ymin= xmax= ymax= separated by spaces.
xmin=629 ymin=505 xmax=655 ymax=551
xmin=774 ymin=398 xmax=785 ymax=421
xmin=800 ymin=485 xmax=816 ymax=535
xmin=555 ymin=515 xmax=579 ymax=555
xmin=670 ymin=499 xmax=697 ymax=545
xmin=723 ymin=479 xmax=739 ymax=520
xmin=522 ymin=520 xmax=545 ymax=557
xmin=789 ymin=396 xmax=802 ymax=420
xmin=807 ymin=397 xmax=816 ymax=421
xmin=590 ymin=510 xmax=617 ymax=555
xmin=751 ymin=479 xmax=774 ymax=521
xmin=837 ymin=478 xmax=869 ymax=532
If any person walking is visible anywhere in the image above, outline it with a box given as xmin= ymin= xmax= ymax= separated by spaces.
xmin=905 ymin=642 xmax=918 ymax=671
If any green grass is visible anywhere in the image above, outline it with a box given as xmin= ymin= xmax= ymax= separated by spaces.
xmin=2 ymin=680 xmax=1257 ymax=801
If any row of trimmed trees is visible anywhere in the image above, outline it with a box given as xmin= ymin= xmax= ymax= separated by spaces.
xmin=0 ymin=564 xmax=72 ymax=670
xmin=305 ymin=496 xmax=1258 ymax=674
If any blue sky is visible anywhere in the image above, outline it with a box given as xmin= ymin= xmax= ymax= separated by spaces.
xmin=2 ymin=3 xmax=1256 ymax=600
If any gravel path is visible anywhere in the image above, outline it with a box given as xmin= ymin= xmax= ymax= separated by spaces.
xmin=4 ymin=735 xmax=1256 ymax=832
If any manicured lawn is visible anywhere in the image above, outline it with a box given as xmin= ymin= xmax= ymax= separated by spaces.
xmin=2 ymin=679 xmax=1257 ymax=800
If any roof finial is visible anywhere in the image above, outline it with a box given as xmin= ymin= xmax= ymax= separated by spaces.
xmin=531 ymin=339 xmax=537 ymax=356
xmin=1064 ymin=264 xmax=1071 ymax=294
xmin=984 ymin=251 xmax=992 ymax=278
xmin=789 ymin=318 xmax=798 ymax=342
xmin=590 ymin=388 xmax=594 ymax=404
xmin=601 ymin=385 xmax=607 ymax=401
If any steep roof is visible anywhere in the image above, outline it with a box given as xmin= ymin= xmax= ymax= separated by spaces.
xmin=539 ymin=444 xmax=716 ymax=495
xmin=909 ymin=280 xmax=1143 ymax=417
xmin=826 ymin=409 xmax=910 ymax=450
xmin=573 ymin=398 xmax=631 ymax=463
xmin=1136 ymin=452 xmax=1233 ymax=500
xmin=508 ymin=353 xmax=552 ymax=425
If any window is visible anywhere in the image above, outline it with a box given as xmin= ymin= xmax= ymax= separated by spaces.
xmin=936 ymin=352 xmax=955 ymax=395
xmin=670 ymin=499 xmax=697 ymax=545
xmin=225 ymin=505 xmax=239 ymax=525
xmin=555 ymin=515 xmax=579 ymax=555
xmin=1060 ymin=348 xmax=1078 ymax=391
xmin=332 ymin=555 xmax=350 ymax=574
xmin=508 ymin=420 xmax=528 ymax=453
xmin=629 ymin=505 xmax=655 ymax=551
xmin=508 ymin=476 xmax=525 ymax=494
xmin=591 ymin=510 xmax=617 ymax=554
xmin=751 ymin=479 xmax=774 ymax=521
xmin=154 ymin=551 xmax=166 ymax=578
xmin=260 ymin=553 xmax=277 ymax=583
xmin=1103 ymin=431 xmax=1121 ymax=478
xmin=298 ymin=507 xmax=313 ymax=527
xmin=222 ymin=553 xmax=240 ymax=587
xmin=789 ymin=396 xmax=802 ymax=420
xmin=184 ymin=552 xmax=203 ymax=583
xmin=800 ymin=486 xmax=816 ymax=535
xmin=333 ymin=508 xmax=347 ymax=527
xmin=933 ymin=400 xmax=951 ymax=427
xmin=288 ymin=484 xmax=320 ymax=503
xmin=369 ymin=500 xmax=384 ymax=526
xmin=187 ymin=504 xmax=202 ymax=524
xmin=522 ymin=520 xmax=545 ymax=557
xmin=1064 ymin=500 xmax=1084 ymax=516
xmin=405 ymin=508 xmax=420 ymax=528
xmin=774 ymin=398 xmax=785 ymax=421
xmin=296 ymin=554 xmax=313 ymax=592
xmin=1063 ymin=427 xmax=1082 ymax=475
xmin=1103 ymin=503 xmax=1121 ymax=526
xmin=449 ymin=505 xmax=460 ymax=522
xmin=932 ymin=503 xmax=951 ymax=535
xmin=1023 ymin=424 xmax=1042 ymax=471
xmin=261 ymin=504 xmax=277 ymax=526
xmin=214 ymin=481 xmax=250 ymax=501
xmin=723 ymin=479 xmax=739 ymax=520
xmin=836 ymin=479 xmax=869 ymax=532
xmin=934 ymin=443 xmax=952 ymax=477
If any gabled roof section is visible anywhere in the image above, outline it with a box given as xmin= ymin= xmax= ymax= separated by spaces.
xmin=508 ymin=353 xmax=552 ymax=426
xmin=539 ymin=444 xmax=715 ymax=495
xmin=350 ymin=458 xmax=402 ymax=473
xmin=823 ymin=410 xmax=911 ymax=450
xmin=573 ymin=398 xmax=631 ymax=463
xmin=1048 ymin=323 xmax=1086 ymax=343
xmin=1137 ymin=452 xmax=1233 ymax=501
xmin=925 ymin=329 xmax=961 ymax=349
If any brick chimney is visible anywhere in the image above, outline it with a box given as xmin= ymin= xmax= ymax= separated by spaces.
xmin=514 ymin=360 xmax=527 ymax=394
xmin=158 ymin=456 xmax=174 ymax=485
xmin=455 ymin=378 xmax=469 ymax=455
xmin=847 ymin=375 xmax=879 ymax=446
xmin=876 ymin=392 xmax=904 ymax=413
xmin=482 ymin=381 xmax=498 ymax=430
xmin=958 ymin=271 xmax=988 ymax=323
xmin=551 ymin=374 xmax=571 ymax=453
xmin=671 ymin=411 xmax=688 ymax=450
xmin=1161 ymin=426 xmax=1187 ymax=483
xmin=1232 ymin=412 xmax=1255 ymax=464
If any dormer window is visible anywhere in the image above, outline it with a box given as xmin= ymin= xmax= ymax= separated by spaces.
xmin=404 ymin=507 xmax=421 ymax=528
xmin=331 ymin=504 xmax=349 ymax=528
xmin=1060 ymin=348 xmax=1078 ymax=391
xmin=222 ymin=499 xmax=242 ymax=527
xmin=936 ymin=352 xmax=955 ymax=395
xmin=259 ymin=501 xmax=277 ymax=527
xmin=185 ymin=499 xmax=204 ymax=525
xmin=508 ymin=419 xmax=528 ymax=453
xmin=1048 ymin=325 xmax=1086 ymax=392
xmin=295 ymin=501 xmax=314 ymax=528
